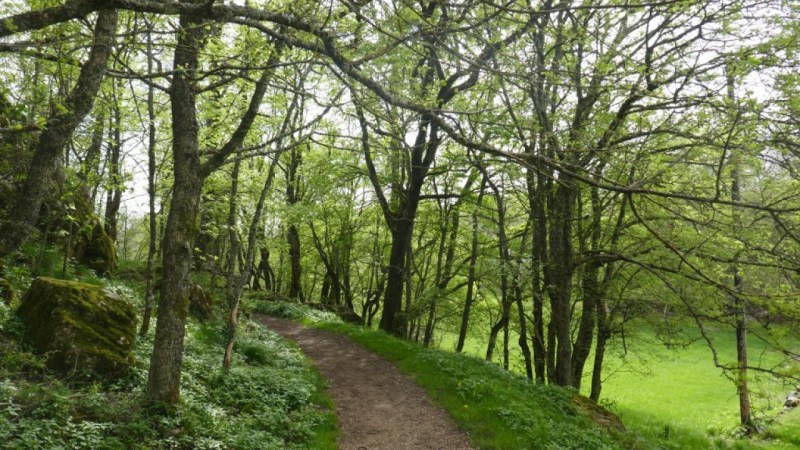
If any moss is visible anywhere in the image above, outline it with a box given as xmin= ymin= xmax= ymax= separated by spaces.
xmin=188 ymin=283 xmax=213 ymax=321
xmin=16 ymin=277 xmax=136 ymax=378
xmin=67 ymin=195 xmax=117 ymax=276
xmin=78 ymin=223 xmax=117 ymax=275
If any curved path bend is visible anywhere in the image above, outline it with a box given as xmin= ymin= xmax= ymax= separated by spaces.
xmin=254 ymin=314 xmax=474 ymax=450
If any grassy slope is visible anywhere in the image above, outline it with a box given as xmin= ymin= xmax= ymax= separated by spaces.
xmin=254 ymin=301 xmax=638 ymax=450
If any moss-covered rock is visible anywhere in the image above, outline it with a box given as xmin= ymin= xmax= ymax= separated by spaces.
xmin=16 ymin=277 xmax=136 ymax=378
xmin=76 ymin=222 xmax=117 ymax=276
xmin=67 ymin=193 xmax=117 ymax=276
xmin=188 ymin=282 xmax=213 ymax=321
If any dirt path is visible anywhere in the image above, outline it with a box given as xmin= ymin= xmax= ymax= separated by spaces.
xmin=254 ymin=315 xmax=474 ymax=450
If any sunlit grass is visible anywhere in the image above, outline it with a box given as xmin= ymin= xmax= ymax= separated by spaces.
xmin=592 ymin=323 xmax=799 ymax=450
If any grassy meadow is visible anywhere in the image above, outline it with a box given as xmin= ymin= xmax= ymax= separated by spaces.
xmin=432 ymin=320 xmax=800 ymax=449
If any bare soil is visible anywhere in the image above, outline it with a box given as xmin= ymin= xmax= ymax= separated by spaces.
xmin=254 ymin=314 xmax=474 ymax=450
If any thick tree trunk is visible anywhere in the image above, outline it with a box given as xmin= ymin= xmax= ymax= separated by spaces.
xmin=380 ymin=223 xmax=413 ymax=335
xmin=146 ymin=9 xmax=205 ymax=406
xmin=0 ymin=10 xmax=117 ymax=256
xmin=547 ymin=177 xmax=576 ymax=387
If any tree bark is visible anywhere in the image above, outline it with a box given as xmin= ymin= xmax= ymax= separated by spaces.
xmin=547 ymin=176 xmax=576 ymax=386
xmin=286 ymin=147 xmax=303 ymax=300
xmin=140 ymin=20 xmax=158 ymax=337
xmin=104 ymin=86 xmax=123 ymax=241
xmin=146 ymin=7 xmax=205 ymax=406
xmin=456 ymin=176 xmax=487 ymax=353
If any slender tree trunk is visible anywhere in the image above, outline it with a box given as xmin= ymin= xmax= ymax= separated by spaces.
xmin=222 ymin=159 xmax=241 ymax=370
xmin=223 ymin=152 xmax=280 ymax=370
xmin=0 ymin=10 xmax=117 ymax=256
xmin=104 ymin=86 xmax=123 ymax=241
xmin=140 ymin=27 xmax=157 ymax=336
xmin=590 ymin=295 xmax=611 ymax=402
xmin=480 ymin=168 xmax=512 ymax=366
xmin=286 ymin=147 xmax=303 ymax=300
xmin=726 ymin=68 xmax=755 ymax=432
xmin=572 ymin=187 xmax=602 ymax=389
xmin=514 ymin=274 xmax=534 ymax=380
xmin=78 ymin=113 xmax=105 ymax=202
xmin=457 ymin=176 xmax=487 ymax=352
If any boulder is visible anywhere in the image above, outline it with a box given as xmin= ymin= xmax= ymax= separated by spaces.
xmin=785 ymin=390 xmax=800 ymax=409
xmin=75 ymin=222 xmax=117 ymax=276
xmin=188 ymin=282 xmax=213 ymax=321
xmin=16 ymin=277 xmax=136 ymax=378
xmin=69 ymin=194 xmax=117 ymax=276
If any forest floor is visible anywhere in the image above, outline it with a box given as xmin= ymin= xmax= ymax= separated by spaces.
xmin=254 ymin=314 xmax=474 ymax=450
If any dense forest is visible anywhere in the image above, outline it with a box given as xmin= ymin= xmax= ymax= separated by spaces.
xmin=1 ymin=0 xmax=799 ymax=448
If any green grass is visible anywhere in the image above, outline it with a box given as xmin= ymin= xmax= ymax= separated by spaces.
xmin=591 ymin=323 xmax=800 ymax=450
xmin=255 ymin=299 xmax=638 ymax=450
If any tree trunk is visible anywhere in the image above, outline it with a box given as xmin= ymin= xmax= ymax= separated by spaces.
xmin=726 ymin=69 xmax=755 ymax=432
xmin=590 ymin=294 xmax=611 ymax=402
xmin=223 ymin=150 xmax=280 ymax=370
xmin=547 ymin=176 xmax=576 ymax=387
xmin=527 ymin=147 xmax=549 ymax=383
xmin=140 ymin=22 xmax=158 ymax=336
xmin=286 ymin=147 xmax=303 ymax=300
xmin=104 ymin=87 xmax=123 ymax=241
xmin=0 ymin=10 xmax=117 ymax=256
xmin=456 ymin=176 xmax=487 ymax=353
xmin=287 ymin=224 xmax=302 ymax=299
xmin=146 ymin=9 xmax=205 ymax=406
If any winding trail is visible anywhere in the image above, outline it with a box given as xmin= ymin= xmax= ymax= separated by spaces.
xmin=254 ymin=315 xmax=474 ymax=450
